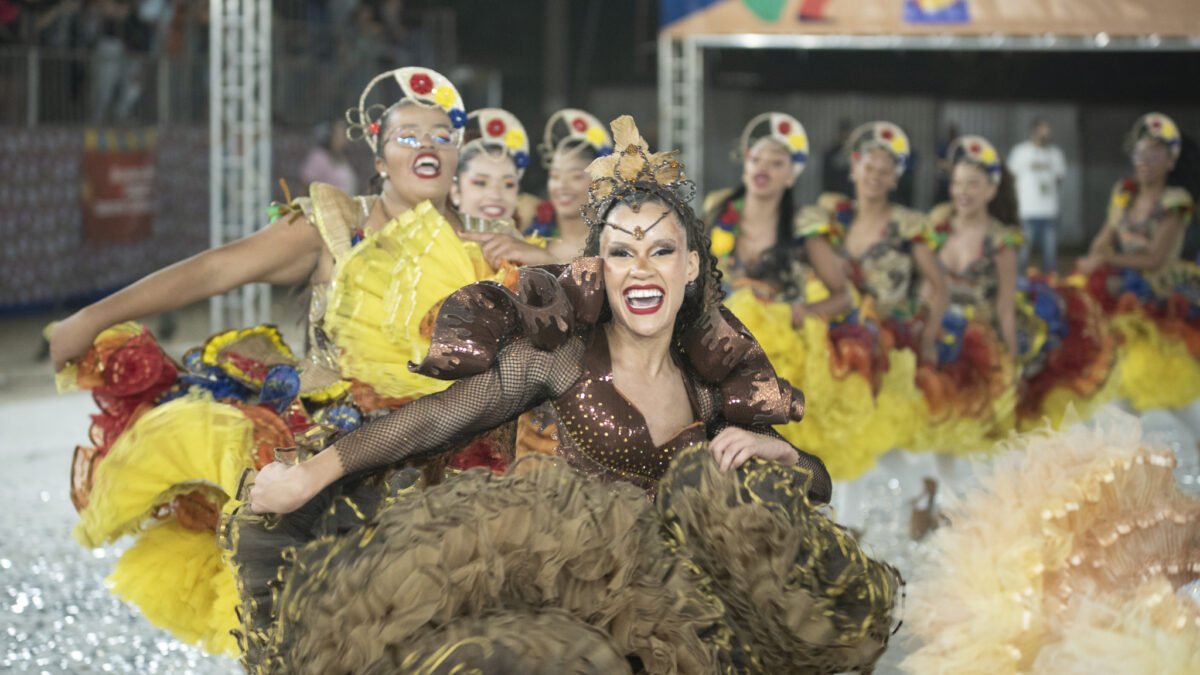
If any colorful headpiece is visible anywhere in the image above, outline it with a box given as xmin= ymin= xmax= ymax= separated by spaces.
xmin=580 ymin=116 xmax=694 ymax=237
xmin=948 ymin=134 xmax=1003 ymax=185
xmin=463 ymin=108 xmax=531 ymax=176
xmin=539 ymin=109 xmax=614 ymax=168
xmin=738 ymin=112 xmax=810 ymax=176
xmin=1130 ymin=112 xmax=1182 ymax=160
xmin=846 ymin=121 xmax=911 ymax=177
xmin=345 ymin=67 xmax=466 ymax=154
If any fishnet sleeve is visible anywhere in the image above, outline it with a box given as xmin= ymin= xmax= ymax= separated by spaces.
xmin=334 ymin=338 xmax=585 ymax=475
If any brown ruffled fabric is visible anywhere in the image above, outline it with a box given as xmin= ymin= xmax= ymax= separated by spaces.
xmin=223 ymin=446 xmax=897 ymax=674
xmin=412 ymin=258 xmax=804 ymax=428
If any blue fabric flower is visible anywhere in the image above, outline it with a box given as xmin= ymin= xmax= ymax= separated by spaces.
xmin=322 ymin=404 xmax=363 ymax=432
xmin=260 ymin=365 xmax=301 ymax=415
xmin=448 ymin=109 xmax=467 ymax=129
xmin=514 ymin=151 xmax=530 ymax=169
xmin=596 ymin=145 xmax=613 ymax=157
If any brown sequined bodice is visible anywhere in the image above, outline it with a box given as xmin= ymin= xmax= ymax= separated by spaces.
xmin=329 ymin=260 xmax=829 ymax=503
xmin=553 ymin=329 xmax=708 ymax=492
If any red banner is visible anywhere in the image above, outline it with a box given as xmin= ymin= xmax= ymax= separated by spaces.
xmin=81 ymin=128 xmax=156 ymax=242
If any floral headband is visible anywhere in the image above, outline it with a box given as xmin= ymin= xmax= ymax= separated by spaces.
xmin=463 ymin=107 xmax=531 ymax=177
xmin=580 ymin=116 xmax=694 ymax=239
xmin=345 ymin=67 xmax=466 ymax=154
xmin=948 ymin=134 xmax=1003 ymax=185
xmin=1131 ymin=112 xmax=1182 ymax=160
xmin=738 ymin=112 xmax=810 ymax=177
xmin=847 ymin=121 xmax=911 ymax=178
xmin=539 ymin=108 xmax=614 ymax=168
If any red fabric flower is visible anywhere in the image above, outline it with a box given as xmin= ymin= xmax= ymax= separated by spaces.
xmin=880 ymin=129 xmax=894 ymax=140
xmin=368 ymin=121 xmax=380 ymax=135
xmin=969 ymin=143 xmax=981 ymax=154
xmin=101 ymin=333 xmax=177 ymax=397
xmin=778 ymin=121 xmax=791 ymax=135
xmin=1121 ymin=178 xmax=1139 ymax=194
xmin=571 ymin=118 xmax=588 ymax=132
xmin=720 ymin=201 xmax=740 ymax=225
xmin=536 ymin=200 xmax=555 ymax=224
xmin=409 ymin=73 xmax=434 ymax=95
xmin=486 ymin=119 xmax=506 ymax=137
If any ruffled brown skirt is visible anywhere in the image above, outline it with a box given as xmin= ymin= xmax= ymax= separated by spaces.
xmin=221 ymin=445 xmax=900 ymax=674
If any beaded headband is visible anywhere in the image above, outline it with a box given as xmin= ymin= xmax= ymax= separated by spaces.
xmin=846 ymin=121 xmax=911 ymax=178
xmin=1131 ymin=112 xmax=1182 ymax=160
xmin=737 ymin=112 xmax=810 ymax=177
xmin=580 ymin=116 xmax=695 ymax=239
xmin=948 ymin=134 xmax=1003 ymax=185
xmin=462 ymin=108 xmax=532 ymax=177
xmin=345 ymin=67 xmax=466 ymax=154
xmin=538 ymin=108 xmax=614 ymax=169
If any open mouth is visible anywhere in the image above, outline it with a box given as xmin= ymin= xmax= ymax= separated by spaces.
xmin=413 ymin=152 xmax=441 ymax=179
xmin=551 ymin=193 xmax=578 ymax=209
xmin=480 ymin=204 xmax=507 ymax=218
xmin=623 ymin=285 xmax=664 ymax=315
xmin=752 ymin=173 xmax=770 ymax=189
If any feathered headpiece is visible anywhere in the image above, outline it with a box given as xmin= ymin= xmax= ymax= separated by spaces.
xmin=580 ymin=116 xmax=696 ymax=236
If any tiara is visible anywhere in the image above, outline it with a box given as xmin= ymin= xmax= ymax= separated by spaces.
xmin=948 ymin=134 xmax=1003 ymax=184
xmin=1132 ymin=112 xmax=1182 ymax=159
xmin=580 ymin=116 xmax=695 ymax=234
xmin=344 ymin=67 xmax=466 ymax=154
xmin=846 ymin=121 xmax=911 ymax=177
xmin=737 ymin=112 xmax=810 ymax=176
xmin=538 ymin=108 xmax=613 ymax=168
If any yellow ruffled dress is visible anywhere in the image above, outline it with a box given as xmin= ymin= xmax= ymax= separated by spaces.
xmin=58 ymin=183 xmax=510 ymax=654
xmin=1088 ymin=182 xmax=1200 ymax=411
xmin=708 ymin=189 xmax=927 ymax=480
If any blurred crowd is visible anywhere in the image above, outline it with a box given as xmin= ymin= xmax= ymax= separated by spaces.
xmin=0 ymin=0 xmax=436 ymax=125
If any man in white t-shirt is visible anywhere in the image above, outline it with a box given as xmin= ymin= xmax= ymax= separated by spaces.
xmin=1008 ymin=119 xmax=1067 ymax=272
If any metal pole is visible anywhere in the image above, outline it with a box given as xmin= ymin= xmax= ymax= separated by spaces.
xmin=209 ymin=0 xmax=225 ymax=332
xmin=256 ymin=0 xmax=273 ymax=323
xmin=656 ymin=35 xmax=674 ymax=152
xmin=26 ymin=47 xmax=39 ymax=127
xmin=681 ymin=37 xmax=704 ymax=199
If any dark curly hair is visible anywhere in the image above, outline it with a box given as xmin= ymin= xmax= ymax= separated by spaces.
xmin=582 ymin=186 xmax=724 ymax=344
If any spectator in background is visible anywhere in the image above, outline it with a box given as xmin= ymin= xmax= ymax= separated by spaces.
xmin=821 ymin=118 xmax=853 ymax=196
xmin=300 ymin=119 xmax=359 ymax=196
xmin=89 ymin=0 xmax=136 ymax=124
xmin=379 ymin=0 xmax=434 ymax=67
xmin=339 ymin=3 xmax=384 ymax=104
xmin=1009 ymin=118 xmax=1066 ymax=272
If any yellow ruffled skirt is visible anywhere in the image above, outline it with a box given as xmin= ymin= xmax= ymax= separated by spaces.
xmin=75 ymin=393 xmax=258 ymax=655
xmin=1113 ymin=312 xmax=1200 ymax=411
xmin=723 ymin=289 xmax=926 ymax=480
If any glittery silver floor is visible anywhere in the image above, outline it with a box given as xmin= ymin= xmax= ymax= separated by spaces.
xmin=1 ymin=392 xmax=238 ymax=674
xmin=3 ymin=392 xmax=1198 ymax=674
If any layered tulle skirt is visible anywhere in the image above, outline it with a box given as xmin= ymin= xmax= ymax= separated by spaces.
xmin=222 ymin=444 xmax=902 ymax=674
xmin=902 ymin=409 xmax=1200 ymax=673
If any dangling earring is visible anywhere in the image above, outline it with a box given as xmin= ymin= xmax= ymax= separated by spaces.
xmin=380 ymin=171 xmax=388 ymax=179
